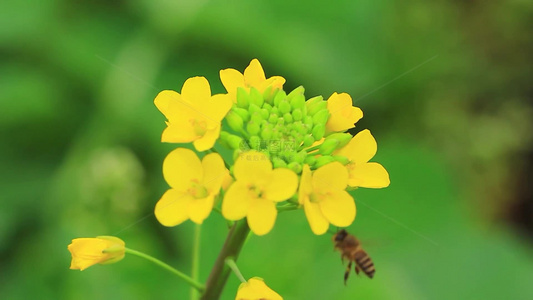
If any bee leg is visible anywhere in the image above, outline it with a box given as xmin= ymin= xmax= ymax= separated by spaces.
xmin=344 ymin=261 xmax=352 ymax=285
xmin=355 ymin=265 xmax=360 ymax=275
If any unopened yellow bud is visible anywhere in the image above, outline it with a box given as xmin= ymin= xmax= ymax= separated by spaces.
xmin=68 ymin=236 xmax=125 ymax=271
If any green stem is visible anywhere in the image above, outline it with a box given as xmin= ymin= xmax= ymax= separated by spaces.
xmin=191 ymin=224 xmax=202 ymax=300
xmin=200 ymin=219 xmax=250 ymax=300
xmin=124 ymin=248 xmax=205 ymax=292
xmin=225 ymin=257 xmax=246 ymax=283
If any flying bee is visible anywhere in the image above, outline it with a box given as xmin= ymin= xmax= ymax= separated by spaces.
xmin=332 ymin=229 xmax=375 ymax=284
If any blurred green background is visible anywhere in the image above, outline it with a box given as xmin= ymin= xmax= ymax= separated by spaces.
xmin=1 ymin=0 xmax=532 ymax=299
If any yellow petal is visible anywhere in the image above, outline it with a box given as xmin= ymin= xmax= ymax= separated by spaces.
xmin=163 ymin=148 xmax=203 ymax=191
xmin=187 ymin=194 xmax=215 ymax=224
xmin=312 ymin=162 xmax=348 ymax=193
xmin=348 ymin=162 xmax=390 ymax=188
xmin=222 ymin=181 xmax=250 ymax=220
xmin=161 ymin=123 xmax=198 ymax=143
xmin=201 ymin=152 xmax=226 ymax=194
xmin=154 ymin=90 xmax=181 ymax=120
xmin=203 ymin=94 xmax=233 ymax=122
xmin=181 ymin=76 xmax=211 ymax=105
xmin=236 ymin=277 xmax=283 ymax=300
xmin=326 ymin=92 xmax=363 ymax=132
xmin=247 ymin=198 xmax=277 ymax=236
xmin=298 ymin=164 xmax=313 ymax=205
xmin=68 ymin=238 xmax=110 ymax=270
xmin=318 ymin=190 xmax=356 ymax=227
xmin=193 ymin=125 xmax=220 ymax=151
xmin=155 ymin=189 xmax=191 ymax=226
xmin=233 ymin=151 xmax=272 ymax=185
xmin=244 ymin=59 xmax=267 ymax=88
xmin=263 ymin=168 xmax=298 ymax=202
xmin=304 ymin=200 xmax=329 ymax=235
xmin=264 ymin=76 xmax=286 ymax=91
xmin=220 ymin=68 xmax=245 ymax=95
xmin=335 ymin=129 xmax=377 ymax=164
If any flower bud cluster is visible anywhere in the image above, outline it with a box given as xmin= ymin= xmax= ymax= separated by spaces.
xmin=220 ymin=86 xmax=352 ymax=173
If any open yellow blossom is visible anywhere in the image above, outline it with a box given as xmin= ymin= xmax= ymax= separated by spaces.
xmin=220 ymin=59 xmax=285 ymax=101
xmin=222 ymin=151 xmax=298 ymax=235
xmin=335 ymin=129 xmax=390 ymax=188
xmin=68 ymin=236 xmax=125 ymax=271
xmin=299 ymin=163 xmax=356 ymax=235
xmin=235 ymin=277 xmax=282 ymax=300
xmin=325 ymin=92 xmax=363 ymax=133
xmin=155 ymin=148 xmax=227 ymax=226
xmin=154 ymin=76 xmax=232 ymax=151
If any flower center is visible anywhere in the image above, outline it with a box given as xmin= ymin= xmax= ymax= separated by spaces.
xmin=190 ymin=119 xmax=207 ymax=136
xmin=247 ymin=184 xmax=263 ymax=198
xmin=309 ymin=193 xmax=321 ymax=203
xmin=188 ymin=181 xmax=208 ymax=199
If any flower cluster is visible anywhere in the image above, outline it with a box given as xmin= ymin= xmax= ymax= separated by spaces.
xmin=154 ymin=58 xmax=389 ymax=236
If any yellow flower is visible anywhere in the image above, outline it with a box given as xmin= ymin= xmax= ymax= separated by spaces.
xmin=220 ymin=59 xmax=285 ymax=101
xmin=68 ymin=236 xmax=125 ymax=271
xmin=154 ymin=76 xmax=232 ymax=151
xmin=299 ymin=163 xmax=355 ymax=235
xmin=155 ymin=148 xmax=227 ymax=226
xmin=325 ymin=92 xmax=363 ymax=133
xmin=222 ymin=151 xmax=298 ymax=235
xmin=335 ymin=129 xmax=390 ymax=188
xmin=235 ymin=277 xmax=282 ymax=300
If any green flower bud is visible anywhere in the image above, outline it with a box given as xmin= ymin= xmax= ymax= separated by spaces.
xmin=248 ymin=103 xmax=261 ymax=115
xmin=260 ymin=108 xmax=270 ymax=120
xmin=302 ymin=134 xmax=315 ymax=148
xmin=287 ymin=162 xmax=303 ymax=174
xmin=306 ymin=97 xmax=327 ymax=116
xmin=250 ymin=112 xmax=263 ymax=124
xmin=271 ymin=107 xmax=279 ymax=115
xmin=304 ymin=155 xmax=317 ymax=166
xmin=287 ymin=86 xmax=305 ymax=99
xmin=318 ymin=139 xmax=339 ymax=155
xmin=306 ymin=95 xmax=322 ymax=105
xmin=233 ymin=107 xmax=250 ymax=122
xmin=272 ymin=157 xmax=287 ymax=168
xmin=248 ymin=135 xmax=261 ymax=150
xmin=261 ymin=126 xmax=273 ymax=140
xmin=236 ymin=87 xmax=250 ymax=108
xmin=332 ymin=155 xmax=350 ymax=165
xmin=227 ymin=134 xmax=244 ymax=150
xmin=225 ymin=110 xmax=244 ymax=132
xmin=277 ymin=117 xmax=285 ymax=126
xmin=303 ymin=115 xmax=314 ymax=129
xmin=249 ymin=87 xmax=264 ymax=107
xmin=292 ymin=108 xmax=303 ymax=121
xmin=247 ymin=121 xmax=261 ymax=136
xmin=273 ymin=90 xmax=286 ymax=107
xmin=278 ymin=100 xmax=291 ymax=114
xmin=283 ymin=112 xmax=293 ymax=123
xmin=218 ymin=131 xmax=231 ymax=148
xmin=263 ymin=86 xmax=273 ymax=103
xmin=268 ymin=113 xmax=278 ymax=123
xmin=293 ymin=150 xmax=307 ymax=164
xmin=312 ymin=109 xmax=330 ymax=125
xmin=325 ymin=133 xmax=352 ymax=148
xmin=315 ymin=155 xmax=335 ymax=168
xmin=263 ymin=103 xmax=273 ymax=111
xmin=312 ymin=124 xmax=325 ymax=140
xmin=271 ymin=130 xmax=282 ymax=140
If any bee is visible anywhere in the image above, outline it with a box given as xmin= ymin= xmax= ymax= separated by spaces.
xmin=332 ymin=229 xmax=375 ymax=284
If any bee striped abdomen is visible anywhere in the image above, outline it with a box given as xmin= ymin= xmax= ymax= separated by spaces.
xmin=355 ymin=250 xmax=375 ymax=278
